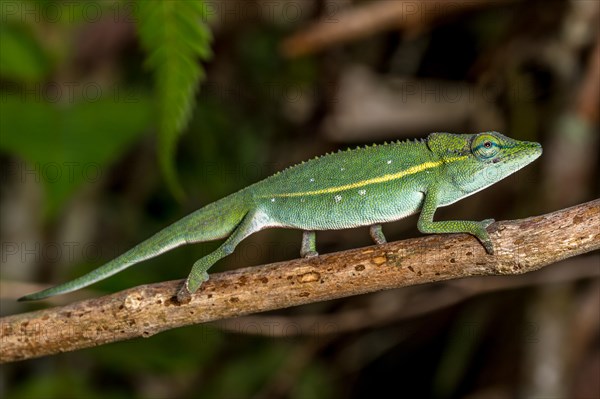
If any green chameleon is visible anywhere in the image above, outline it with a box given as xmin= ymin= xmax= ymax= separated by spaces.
xmin=20 ymin=131 xmax=542 ymax=302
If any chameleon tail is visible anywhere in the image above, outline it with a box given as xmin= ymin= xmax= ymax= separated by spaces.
xmin=18 ymin=191 xmax=250 ymax=301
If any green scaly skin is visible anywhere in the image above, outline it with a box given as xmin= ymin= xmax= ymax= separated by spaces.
xmin=19 ymin=131 xmax=542 ymax=303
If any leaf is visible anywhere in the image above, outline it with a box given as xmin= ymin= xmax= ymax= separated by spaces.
xmin=0 ymin=93 xmax=152 ymax=218
xmin=136 ymin=0 xmax=212 ymax=199
xmin=0 ymin=23 xmax=50 ymax=82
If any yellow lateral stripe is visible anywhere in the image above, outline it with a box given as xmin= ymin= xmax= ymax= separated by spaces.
xmin=265 ymin=156 xmax=468 ymax=198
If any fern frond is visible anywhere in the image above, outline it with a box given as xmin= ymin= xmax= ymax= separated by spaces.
xmin=136 ymin=0 xmax=212 ymax=198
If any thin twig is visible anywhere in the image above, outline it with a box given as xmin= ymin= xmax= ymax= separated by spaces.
xmin=1 ymin=200 xmax=599 ymax=363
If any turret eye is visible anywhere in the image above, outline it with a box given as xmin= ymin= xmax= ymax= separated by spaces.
xmin=472 ymin=134 xmax=500 ymax=160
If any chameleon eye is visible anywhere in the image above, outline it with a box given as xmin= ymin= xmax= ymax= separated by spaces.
xmin=472 ymin=134 xmax=500 ymax=160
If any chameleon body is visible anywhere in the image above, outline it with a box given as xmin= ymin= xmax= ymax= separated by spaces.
xmin=19 ymin=131 xmax=542 ymax=302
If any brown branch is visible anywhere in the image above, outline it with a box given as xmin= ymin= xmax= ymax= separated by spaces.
xmin=2 ymin=200 xmax=599 ymax=363
xmin=215 ymin=256 xmax=600 ymax=337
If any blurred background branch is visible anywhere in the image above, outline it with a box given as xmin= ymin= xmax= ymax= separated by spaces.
xmin=281 ymin=0 xmax=516 ymax=58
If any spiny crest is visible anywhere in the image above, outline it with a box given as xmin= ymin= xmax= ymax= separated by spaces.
xmin=265 ymin=136 xmax=428 ymax=178
xmin=268 ymin=150 xmax=334 ymax=177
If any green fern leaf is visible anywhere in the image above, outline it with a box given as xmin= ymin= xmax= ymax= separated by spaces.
xmin=136 ymin=0 xmax=212 ymax=199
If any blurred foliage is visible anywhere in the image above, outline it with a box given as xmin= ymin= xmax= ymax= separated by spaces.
xmin=0 ymin=96 xmax=152 ymax=216
xmin=136 ymin=0 xmax=212 ymax=199
xmin=0 ymin=22 xmax=50 ymax=81
xmin=0 ymin=0 xmax=213 ymax=215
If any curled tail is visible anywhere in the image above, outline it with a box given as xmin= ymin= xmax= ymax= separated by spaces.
xmin=18 ymin=191 xmax=250 ymax=301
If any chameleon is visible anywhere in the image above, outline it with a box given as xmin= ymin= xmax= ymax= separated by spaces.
xmin=19 ymin=131 xmax=542 ymax=303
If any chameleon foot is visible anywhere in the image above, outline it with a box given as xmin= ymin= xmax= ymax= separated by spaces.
xmin=300 ymin=231 xmax=319 ymax=258
xmin=177 ymin=270 xmax=209 ymax=304
xmin=482 ymin=240 xmax=495 ymax=255
xmin=176 ymin=286 xmax=192 ymax=304
xmin=477 ymin=219 xmax=495 ymax=255
xmin=369 ymin=224 xmax=387 ymax=245
xmin=482 ymin=218 xmax=495 ymax=228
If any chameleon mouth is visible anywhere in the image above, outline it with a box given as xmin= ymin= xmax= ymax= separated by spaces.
xmin=511 ymin=142 xmax=542 ymax=170
xmin=489 ymin=141 xmax=541 ymax=165
xmin=523 ymin=141 xmax=543 ymax=160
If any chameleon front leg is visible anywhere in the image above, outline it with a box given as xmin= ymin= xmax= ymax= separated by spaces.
xmin=177 ymin=211 xmax=260 ymax=303
xmin=300 ymin=230 xmax=318 ymax=258
xmin=417 ymin=189 xmax=495 ymax=254
xmin=369 ymin=224 xmax=387 ymax=244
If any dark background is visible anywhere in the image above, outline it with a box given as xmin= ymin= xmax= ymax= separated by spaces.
xmin=1 ymin=1 xmax=599 ymax=398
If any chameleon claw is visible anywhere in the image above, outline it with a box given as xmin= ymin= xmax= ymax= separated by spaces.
xmin=482 ymin=218 xmax=495 ymax=228
xmin=479 ymin=219 xmax=495 ymax=254
xmin=369 ymin=224 xmax=387 ymax=245
xmin=302 ymin=250 xmax=319 ymax=258
xmin=482 ymin=240 xmax=495 ymax=255
xmin=176 ymin=286 xmax=192 ymax=304
xmin=177 ymin=271 xmax=209 ymax=303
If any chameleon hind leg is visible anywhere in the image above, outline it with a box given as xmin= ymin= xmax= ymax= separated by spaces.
xmin=177 ymin=211 xmax=261 ymax=303
xmin=369 ymin=224 xmax=387 ymax=244
xmin=301 ymin=231 xmax=318 ymax=258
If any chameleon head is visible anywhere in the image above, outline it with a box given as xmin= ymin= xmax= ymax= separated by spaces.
xmin=428 ymin=131 xmax=543 ymax=200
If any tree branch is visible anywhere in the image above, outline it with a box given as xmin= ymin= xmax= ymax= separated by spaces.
xmin=2 ymin=200 xmax=599 ymax=363
xmin=215 ymin=256 xmax=599 ymax=337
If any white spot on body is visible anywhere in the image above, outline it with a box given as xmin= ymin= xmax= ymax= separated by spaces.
xmin=334 ymin=195 xmax=342 ymax=203
xmin=387 ymin=160 xmax=392 ymax=164
xmin=300 ymin=198 xmax=305 ymax=202
xmin=340 ymin=167 xmax=345 ymax=171
xmin=271 ymin=198 xmax=275 ymax=202
xmin=358 ymin=189 xmax=366 ymax=195
xmin=310 ymin=178 xmax=315 ymax=182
